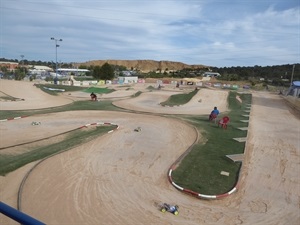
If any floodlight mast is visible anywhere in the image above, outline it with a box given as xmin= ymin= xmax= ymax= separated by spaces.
xmin=50 ymin=37 xmax=63 ymax=81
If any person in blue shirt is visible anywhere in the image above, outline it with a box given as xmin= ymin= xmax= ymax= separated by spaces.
xmin=209 ymin=106 xmax=219 ymax=121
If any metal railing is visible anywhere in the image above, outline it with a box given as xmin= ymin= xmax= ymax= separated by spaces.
xmin=0 ymin=201 xmax=45 ymax=225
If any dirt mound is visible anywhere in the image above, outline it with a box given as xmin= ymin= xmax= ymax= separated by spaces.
xmin=0 ymin=80 xmax=73 ymax=110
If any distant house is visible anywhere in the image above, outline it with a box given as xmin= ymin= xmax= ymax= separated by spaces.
xmin=203 ymin=72 xmax=221 ymax=77
xmin=57 ymin=68 xmax=90 ymax=76
xmin=0 ymin=61 xmax=19 ymax=72
xmin=28 ymin=65 xmax=53 ymax=76
xmin=118 ymin=76 xmax=138 ymax=84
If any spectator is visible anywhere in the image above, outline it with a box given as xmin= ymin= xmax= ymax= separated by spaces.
xmin=209 ymin=106 xmax=219 ymax=121
xmin=90 ymin=92 xmax=97 ymax=101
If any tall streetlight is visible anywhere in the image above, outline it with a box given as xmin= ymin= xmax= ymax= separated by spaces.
xmin=20 ymin=55 xmax=25 ymax=76
xmin=290 ymin=64 xmax=295 ymax=87
xmin=50 ymin=37 xmax=63 ymax=82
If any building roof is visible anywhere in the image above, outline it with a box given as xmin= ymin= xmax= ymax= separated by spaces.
xmin=57 ymin=68 xmax=89 ymax=72
xmin=0 ymin=61 xmax=18 ymax=65
xmin=31 ymin=65 xmax=53 ymax=71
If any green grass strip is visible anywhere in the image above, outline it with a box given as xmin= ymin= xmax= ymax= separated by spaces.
xmin=172 ymin=91 xmax=252 ymax=195
xmin=0 ymin=125 xmax=117 ymax=176
xmin=83 ymin=87 xmax=115 ymax=94
xmin=132 ymin=91 xmax=142 ymax=97
xmin=34 ymin=84 xmax=86 ymax=96
xmin=0 ymin=99 xmax=123 ymax=120
xmin=161 ymin=89 xmax=198 ymax=106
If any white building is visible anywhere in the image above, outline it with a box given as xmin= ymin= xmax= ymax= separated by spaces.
xmin=57 ymin=68 xmax=90 ymax=76
xmin=203 ymin=72 xmax=221 ymax=77
xmin=28 ymin=65 xmax=53 ymax=76
xmin=118 ymin=76 xmax=138 ymax=84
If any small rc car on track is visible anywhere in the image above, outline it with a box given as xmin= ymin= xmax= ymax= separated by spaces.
xmin=160 ymin=203 xmax=179 ymax=215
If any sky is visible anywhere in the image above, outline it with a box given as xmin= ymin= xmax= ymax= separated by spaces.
xmin=0 ymin=0 xmax=299 ymax=67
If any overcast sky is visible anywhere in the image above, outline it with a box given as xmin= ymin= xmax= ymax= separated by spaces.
xmin=1 ymin=0 xmax=299 ymax=67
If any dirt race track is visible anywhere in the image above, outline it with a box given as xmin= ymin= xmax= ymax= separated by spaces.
xmin=0 ymin=80 xmax=299 ymax=225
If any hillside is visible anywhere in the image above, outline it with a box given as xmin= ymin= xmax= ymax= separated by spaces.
xmin=76 ymin=60 xmax=207 ymax=73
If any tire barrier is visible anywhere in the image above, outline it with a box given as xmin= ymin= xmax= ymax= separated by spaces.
xmin=168 ymin=164 xmax=240 ymax=200
xmin=0 ymin=115 xmax=29 ymax=122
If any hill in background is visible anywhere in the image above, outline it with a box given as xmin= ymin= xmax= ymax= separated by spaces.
xmin=75 ymin=60 xmax=208 ymax=73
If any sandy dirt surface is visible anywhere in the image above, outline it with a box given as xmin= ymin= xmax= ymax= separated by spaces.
xmin=0 ymin=80 xmax=299 ymax=225
xmin=113 ymin=88 xmax=228 ymax=115
xmin=0 ymin=80 xmax=73 ymax=110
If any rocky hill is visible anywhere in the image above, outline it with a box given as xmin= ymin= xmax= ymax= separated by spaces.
xmin=76 ymin=60 xmax=208 ymax=73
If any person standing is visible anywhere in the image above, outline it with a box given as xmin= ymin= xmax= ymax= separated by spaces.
xmin=209 ymin=106 xmax=219 ymax=121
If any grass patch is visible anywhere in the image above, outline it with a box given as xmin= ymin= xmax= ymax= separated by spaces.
xmin=34 ymin=84 xmax=115 ymax=95
xmin=83 ymin=87 xmax=115 ymax=94
xmin=147 ymin=85 xmax=156 ymax=90
xmin=0 ymin=100 xmax=123 ymax=120
xmin=0 ymin=125 xmax=117 ymax=176
xmin=172 ymin=91 xmax=252 ymax=195
xmin=0 ymin=96 xmax=21 ymax=101
xmin=132 ymin=91 xmax=142 ymax=97
xmin=60 ymin=100 xmax=123 ymax=111
xmin=161 ymin=89 xmax=198 ymax=106
xmin=34 ymin=84 xmax=86 ymax=95
xmin=117 ymin=85 xmax=131 ymax=88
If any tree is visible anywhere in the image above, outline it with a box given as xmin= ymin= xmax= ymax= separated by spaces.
xmin=92 ymin=63 xmax=114 ymax=80
xmin=92 ymin=66 xmax=102 ymax=79
xmin=0 ymin=66 xmax=8 ymax=74
xmin=99 ymin=62 xmax=114 ymax=80
xmin=14 ymin=67 xmax=26 ymax=80
xmin=79 ymin=65 xmax=88 ymax=69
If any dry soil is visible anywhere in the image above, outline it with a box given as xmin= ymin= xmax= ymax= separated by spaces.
xmin=0 ymin=80 xmax=299 ymax=225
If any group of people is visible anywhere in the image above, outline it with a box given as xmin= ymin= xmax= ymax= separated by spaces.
xmin=209 ymin=106 xmax=230 ymax=128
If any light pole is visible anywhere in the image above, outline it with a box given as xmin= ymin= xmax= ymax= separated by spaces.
xmin=20 ymin=55 xmax=24 ymax=76
xmin=290 ymin=64 xmax=295 ymax=87
xmin=50 ymin=37 xmax=62 ymax=82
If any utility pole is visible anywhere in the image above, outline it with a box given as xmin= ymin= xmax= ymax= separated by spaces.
xmin=50 ymin=37 xmax=63 ymax=83
xmin=290 ymin=64 xmax=295 ymax=86
xmin=20 ymin=55 xmax=25 ymax=76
